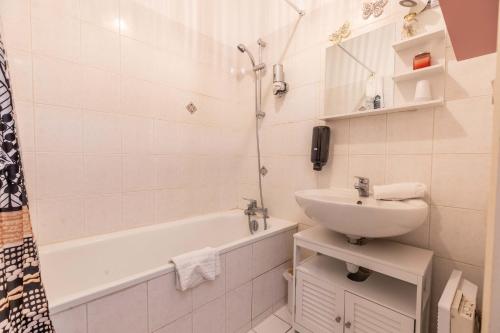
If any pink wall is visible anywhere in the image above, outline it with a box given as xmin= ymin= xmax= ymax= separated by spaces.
xmin=440 ymin=0 xmax=498 ymax=60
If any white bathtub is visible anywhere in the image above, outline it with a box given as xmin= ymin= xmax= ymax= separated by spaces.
xmin=39 ymin=210 xmax=297 ymax=316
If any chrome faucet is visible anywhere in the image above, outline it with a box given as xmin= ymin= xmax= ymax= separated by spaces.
xmin=243 ymin=198 xmax=268 ymax=233
xmin=354 ymin=176 xmax=370 ymax=197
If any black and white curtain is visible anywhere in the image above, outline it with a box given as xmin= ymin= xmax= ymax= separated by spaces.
xmin=0 ymin=33 xmax=54 ymax=332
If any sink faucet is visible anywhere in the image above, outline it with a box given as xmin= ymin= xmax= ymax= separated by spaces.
xmin=243 ymin=198 xmax=268 ymax=233
xmin=354 ymin=176 xmax=370 ymax=197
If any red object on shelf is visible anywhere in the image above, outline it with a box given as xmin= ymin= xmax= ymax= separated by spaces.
xmin=413 ymin=52 xmax=431 ymax=70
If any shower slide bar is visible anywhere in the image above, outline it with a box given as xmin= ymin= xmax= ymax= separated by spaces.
xmin=284 ymin=0 xmax=306 ymax=16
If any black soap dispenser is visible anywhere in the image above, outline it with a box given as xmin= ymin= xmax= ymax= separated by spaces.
xmin=311 ymin=126 xmax=330 ymax=171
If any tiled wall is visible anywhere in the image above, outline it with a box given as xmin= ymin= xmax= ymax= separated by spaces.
xmin=51 ymin=229 xmax=295 ymax=333
xmin=0 ymin=0 xmax=250 ymax=245
xmin=237 ymin=1 xmax=494 ymax=332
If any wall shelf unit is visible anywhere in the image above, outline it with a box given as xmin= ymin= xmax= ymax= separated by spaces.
xmin=392 ymin=29 xmax=446 ymax=52
xmin=392 ymin=64 xmax=445 ymax=82
xmin=320 ymin=98 xmax=444 ymax=121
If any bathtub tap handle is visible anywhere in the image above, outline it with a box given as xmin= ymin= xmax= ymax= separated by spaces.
xmin=243 ymin=198 xmax=258 ymax=216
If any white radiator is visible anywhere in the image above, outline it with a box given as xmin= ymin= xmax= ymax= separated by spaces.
xmin=438 ymin=270 xmax=477 ymax=333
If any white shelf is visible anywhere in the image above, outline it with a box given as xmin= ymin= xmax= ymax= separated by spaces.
xmin=392 ymin=29 xmax=446 ymax=52
xmin=294 ymin=227 xmax=433 ymax=281
xmin=297 ymin=255 xmax=417 ymax=318
xmin=320 ymin=98 xmax=444 ymax=121
xmin=392 ymin=64 xmax=444 ymax=82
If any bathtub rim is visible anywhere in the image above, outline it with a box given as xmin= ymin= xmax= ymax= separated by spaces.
xmin=41 ymin=210 xmax=297 ymax=314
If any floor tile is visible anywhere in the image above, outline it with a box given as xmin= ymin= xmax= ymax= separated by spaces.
xmin=253 ymin=315 xmax=291 ymax=333
xmin=274 ymin=306 xmax=292 ymax=325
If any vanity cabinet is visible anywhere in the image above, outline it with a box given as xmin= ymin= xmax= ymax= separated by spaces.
xmin=344 ymin=292 xmax=414 ymax=333
xmin=295 ymin=272 xmax=344 ymax=333
xmin=292 ymin=227 xmax=433 ymax=333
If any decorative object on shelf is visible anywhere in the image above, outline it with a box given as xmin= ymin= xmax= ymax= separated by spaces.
xmin=374 ymin=95 xmax=382 ymax=109
xmin=329 ymin=21 xmax=351 ymax=45
xmin=362 ymin=0 xmax=388 ymax=19
xmin=399 ymin=0 xmax=432 ymax=39
xmin=414 ymin=80 xmax=432 ymax=101
xmin=413 ymin=52 xmax=431 ymax=69
xmin=402 ymin=12 xmax=419 ymax=38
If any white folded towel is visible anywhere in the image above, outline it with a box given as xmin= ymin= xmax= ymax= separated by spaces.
xmin=373 ymin=182 xmax=426 ymax=201
xmin=171 ymin=247 xmax=221 ymax=291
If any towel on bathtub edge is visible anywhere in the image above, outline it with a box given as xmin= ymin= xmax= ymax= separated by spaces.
xmin=171 ymin=247 xmax=221 ymax=291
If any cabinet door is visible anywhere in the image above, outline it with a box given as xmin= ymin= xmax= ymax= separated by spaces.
xmin=295 ymin=272 xmax=344 ymax=333
xmin=344 ymin=292 xmax=415 ymax=333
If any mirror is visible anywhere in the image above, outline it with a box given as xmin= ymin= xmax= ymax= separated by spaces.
xmin=323 ymin=23 xmax=396 ymax=117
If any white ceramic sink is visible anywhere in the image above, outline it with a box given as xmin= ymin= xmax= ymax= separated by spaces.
xmin=295 ymin=188 xmax=428 ymax=241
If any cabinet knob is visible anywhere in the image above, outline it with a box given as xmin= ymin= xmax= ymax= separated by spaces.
xmin=345 ymin=321 xmax=352 ymax=329
xmin=335 ymin=316 xmax=342 ymax=323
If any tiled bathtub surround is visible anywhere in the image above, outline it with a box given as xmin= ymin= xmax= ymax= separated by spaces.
xmin=51 ymin=229 xmax=295 ymax=333
xmin=0 ymin=0 xmax=249 ymax=245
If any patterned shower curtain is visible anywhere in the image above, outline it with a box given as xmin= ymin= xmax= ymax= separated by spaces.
xmin=0 ymin=34 xmax=54 ymax=332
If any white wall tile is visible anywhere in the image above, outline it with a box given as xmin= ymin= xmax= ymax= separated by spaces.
xmin=434 ymin=97 xmax=493 ymax=154
xmin=155 ymin=188 xmax=191 ymax=222
xmin=36 ymin=152 xmax=84 ymax=198
xmin=328 ymin=119 xmax=350 ymax=156
xmin=81 ymin=67 xmax=121 ymax=113
xmin=122 ymin=116 xmax=155 ymax=154
xmin=386 ymin=155 xmax=432 ymax=190
xmin=80 ymin=0 xmax=120 ymax=32
xmin=51 ymin=305 xmax=87 ymax=333
xmin=31 ymin=15 xmax=81 ymax=62
xmin=83 ymin=154 xmax=122 ymax=195
xmin=33 ymin=55 xmax=82 ymax=108
xmin=193 ymin=296 xmax=226 ymax=333
xmin=81 ymin=23 xmax=120 ymax=73
xmin=349 ymin=114 xmax=387 ymax=155
xmin=431 ymin=154 xmax=490 ymax=210
xmin=123 ymin=190 xmax=155 ymax=228
xmin=318 ymin=154 xmax=349 ymax=189
xmin=31 ymin=0 xmax=79 ymax=19
xmin=252 ymin=232 xmax=290 ymax=277
xmin=387 ymin=109 xmax=434 ymax=155
xmin=7 ymin=49 xmax=33 ymax=102
xmin=119 ymin=0 xmax=158 ymax=45
xmin=445 ymin=48 xmax=496 ymax=101
xmin=87 ymin=283 xmax=148 ymax=333
xmin=226 ymin=244 xmax=253 ymax=291
xmin=252 ymin=269 xmax=274 ymax=319
xmin=430 ymin=206 xmax=486 ymax=266
xmin=36 ymin=197 xmax=85 ymax=244
xmin=15 ymin=101 xmax=35 ymax=152
xmin=83 ymin=111 xmax=122 ymax=153
xmin=85 ymin=194 xmax=123 ymax=235
xmin=148 ymin=272 xmax=193 ymax=332
xmin=154 ymin=314 xmax=192 ymax=333
xmin=226 ymin=282 xmax=252 ymax=333
xmin=0 ymin=0 xmax=31 ymax=51
xmin=35 ymin=104 xmax=83 ymax=153
xmin=123 ymin=154 xmax=156 ymax=191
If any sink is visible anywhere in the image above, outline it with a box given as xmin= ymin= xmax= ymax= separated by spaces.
xmin=295 ymin=188 xmax=428 ymax=242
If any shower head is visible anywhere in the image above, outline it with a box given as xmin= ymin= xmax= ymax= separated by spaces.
xmin=236 ymin=43 xmax=257 ymax=67
xmin=237 ymin=44 xmax=246 ymax=53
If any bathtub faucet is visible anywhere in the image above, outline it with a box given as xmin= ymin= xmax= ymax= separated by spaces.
xmin=243 ymin=198 xmax=269 ymax=233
